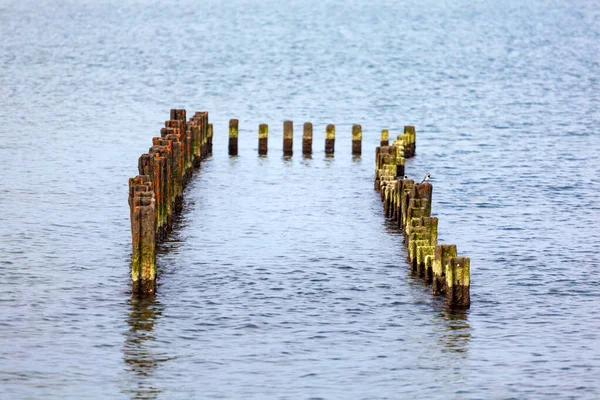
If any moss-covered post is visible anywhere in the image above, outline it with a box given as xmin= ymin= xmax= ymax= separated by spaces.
xmin=400 ymin=178 xmax=415 ymax=229
xmin=446 ymin=257 xmax=470 ymax=307
xmin=303 ymin=122 xmax=312 ymax=155
xmin=229 ymin=119 xmax=239 ymax=156
xmin=395 ymin=146 xmax=405 ymax=178
xmin=380 ymin=129 xmax=389 ymax=147
xmin=325 ymin=124 xmax=335 ymax=154
xmin=258 ymin=123 xmax=268 ymax=155
xmin=433 ymin=244 xmax=457 ymax=295
xmin=404 ymin=125 xmax=415 ymax=157
xmin=283 ymin=120 xmax=293 ymax=155
xmin=352 ymin=124 xmax=362 ymax=155
xmin=417 ymin=245 xmax=436 ymax=278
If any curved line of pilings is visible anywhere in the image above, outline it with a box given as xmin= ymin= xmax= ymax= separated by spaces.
xmin=128 ymin=109 xmax=213 ymax=296
xmin=374 ymin=126 xmax=471 ymax=308
xmin=227 ymin=120 xmax=363 ymax=156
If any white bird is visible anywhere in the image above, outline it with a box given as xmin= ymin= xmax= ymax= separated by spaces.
xmin=421 ymin=173 xmax=431 ymax=183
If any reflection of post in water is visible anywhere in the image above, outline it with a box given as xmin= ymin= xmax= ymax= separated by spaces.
xmin=438 ymin=308 xmax=471 ymax=354
xmin=122 ymin=294 xmax=164 ymax=399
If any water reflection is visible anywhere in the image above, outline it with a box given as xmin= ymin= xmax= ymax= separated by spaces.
xmin=438 ymin=308 xmax=471 ymax=355
xmin=122 ymin=295 xmax=164 ymax=400
xmin=404 ymin=269 xmax=472 ymax=355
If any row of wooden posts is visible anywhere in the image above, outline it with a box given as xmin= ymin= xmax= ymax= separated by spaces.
xmin=374 ymin=127 xmax=470 ymax=307
xmin=128 ymin=109 xmax=213 ymax=295
xmin=227 ymin=120 xmax=363 ymax=155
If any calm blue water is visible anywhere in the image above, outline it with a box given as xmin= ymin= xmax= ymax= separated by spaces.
xmin=1 ymin=0 xmax=599 ymax=398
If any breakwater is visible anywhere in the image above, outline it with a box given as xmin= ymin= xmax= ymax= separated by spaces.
xmin=128 ymin=115 xmax=469 ymax=307
xmin=374 ymin=126 xmax=470 ymax=307
xmin=128 ymin=109 xmax=212 ymax=295
xmin=227 ymin=120 xmax=362 ymax=156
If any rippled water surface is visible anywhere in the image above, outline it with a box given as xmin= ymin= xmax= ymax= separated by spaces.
xmin=1 ymin=0 xmax=600 ymax=398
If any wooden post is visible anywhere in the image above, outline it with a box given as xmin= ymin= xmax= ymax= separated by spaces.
xmin=303 ymin=122 xmax=312 ymax=155
xmin=404 ymin=125 xmax=415 ymax=157
xmin=352 ymin=124 xmax=362 ymax=155
xmin=433 ymin=244 xmax=457 ymax=295
xmin=417 ymin=245 xmax=435 ymax=278
xmin=258 ymin=123 xmax=268 ymax=155
xmin=151 ymin=140 xmax=173 ymax=230
xmin=400 ymin=178 xmax=414 ymax=229
xmin=446 ymin=257 xmax=470 ymax=307
xmin=414 ymin=183 xmax=433 ymax=217
xmin=162 ymin=133 xmax=184 ymax=210
xmin=325 ymin=124 xmax=335 ymax=154
xmin=283 ymin=120 xmax=293 ymax=155
xmin=170 ymin=109 xmax=186 ymax=121
xmin=229 ymin=119 xmax=239 ymax=156
xmin=129 ymin=176 xmax=157 ymax=295
xmin=190 ymin=125 xmax=201 ymax=167
xmin=208 ymin=123 xmax=213 ymax=154
xmin=380 ymin=129 xmax=389 ymax=146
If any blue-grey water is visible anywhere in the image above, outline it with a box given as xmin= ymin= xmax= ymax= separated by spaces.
xmin=1 ymin=0 xmax=599 ymax=398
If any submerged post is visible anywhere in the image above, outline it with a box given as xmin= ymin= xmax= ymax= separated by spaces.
xmin=325 ymin=124 xmax=335 ymax=154
xmin=303 ymin=122 xmax=313 ymax=155
xmin=229 ymin=119 xmax=239 ymax=156
xmin=283 ymin=120 xmax=293 ymax=156
xmin=258 ymin=123 xmax=268 ymax=155
xmin=352 ymin=124 xmax=362 ymax=155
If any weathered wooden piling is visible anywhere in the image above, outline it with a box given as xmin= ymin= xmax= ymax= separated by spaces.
xmin=446 ymin=257 xmax=470 ymax=307
xmin=404 ymin=125 xmax=416 ymax=156
xmin=229 ymin=119 xmax=239 ymax=156
xmin=208 ymin=123 xmax=213 ymax=153
xmin=283 ymin=120 xmax=293 ymax=156
xmin=258 ymin=123 xmax=268 ymax=155
xmin=381 ymin=129 xmax=389 ymax=147
xmin=373 ymin=130 xmax=470 ymax=307
xmin=129 ymin=176 xmax=157 ymax=295
xmin=303 ymin=122 xmax=313 ymax=155
xmin=189 ymin=111 xmax=208 ymax=166
xmin=129 ymin=109 xmax=212 ymax=296
xmin=352 ymin=124 xmax=362 ymax=155
xmin=170 ymin=109 xmax=186 ymax=121
xmin=325 ymin=124 xmax=335 ymax=154
xmin=433 ymin=244 xmax=457 ymax=296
